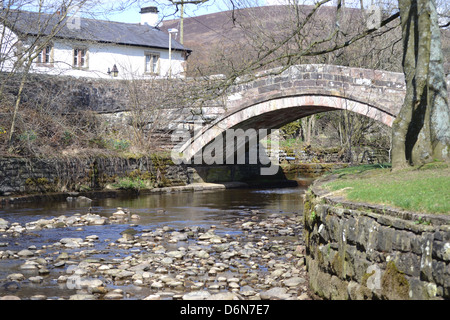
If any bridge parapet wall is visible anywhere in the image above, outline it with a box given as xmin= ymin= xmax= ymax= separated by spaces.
xmin=226 ymin=64 xmax=407 ymax=119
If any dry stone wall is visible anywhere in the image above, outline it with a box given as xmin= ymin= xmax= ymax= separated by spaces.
xmin=303 ymin=181 xmax=450 ymax=300
xmin=0 ymin=156 xmax=189 ymax=198
xmin=0 ymin=157 xmax=286 ymax=204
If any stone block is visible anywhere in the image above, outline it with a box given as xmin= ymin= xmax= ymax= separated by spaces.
xmin=327 ymin=215 xmax=342 ymax=243
xmin=281 ymin=81 xmax=293 ymax=89
xmin=407 ymin=278 xmax=436 ymax=300
xmin=257 ymin=83 xmax=281 ymax=94
xmin=330 ymin=275 xmax=349 ymax=300
xmin=345 ymin=216 xmax=358 ymax=245
xmin=431 ymin=260 xmax=448 ymax=288
xmin=293 ymin=79 xmax=316 ymax=87
xmin=390 ymin=252 xmax=421 ymax=277
xmin=343 ymin=245 xmax=357 ymax=279
xmin=273 ymin=76 xmax=289 ymax=83
xmin=410 ymin=233 xmax=429 ymax=255
xmin=375 ymin=225 xmax=394 ymax=252
xmin=347 ymin=281 xmax=374 ymax=300
xmin=438 ymin=226 xmax=450 ymax=240
xmin=392 ymin=230 xmax=412 ymax=252
xmin=432 ymin=239 xmax=450 ymax=262
xmin=352 ymin=254 xmax=372 ymax=283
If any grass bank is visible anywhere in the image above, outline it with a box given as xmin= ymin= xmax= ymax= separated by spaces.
xmin=322 ymin=162 xmax=450 ymax=215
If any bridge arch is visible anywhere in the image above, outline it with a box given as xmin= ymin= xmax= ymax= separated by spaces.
xmin=176 ymin=64 xmax=412 ymax=162
xmin=179 ymin=94 xmax=396 ymax=162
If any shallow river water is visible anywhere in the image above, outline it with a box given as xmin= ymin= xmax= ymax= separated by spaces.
xmin=0 ymin=186 xmax=308 ymax=300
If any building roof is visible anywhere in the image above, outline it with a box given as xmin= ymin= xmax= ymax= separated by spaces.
xmin=2 ymin=10 xmax=190 ymax=52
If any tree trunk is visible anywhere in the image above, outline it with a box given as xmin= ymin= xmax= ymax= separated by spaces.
xmin=305 ymin=116 xmax=316 ymax=146
xmin=8 ymin=60 xmax=33 ymax=149
xmin=392 ymin=0 xmax=450 ymax=169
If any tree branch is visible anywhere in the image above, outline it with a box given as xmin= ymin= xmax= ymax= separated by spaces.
xmin=303 ymin=11 xmax=400 ymax=57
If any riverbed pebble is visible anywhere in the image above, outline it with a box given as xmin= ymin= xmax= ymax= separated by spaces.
xmin=0 ymin=208 xmax=311 ymax=300
xmin=29 ymin=276 xmax=44 ymax=284
xmin=0 ymin=295 xmax=21 ymax=300
xmin=17 ymin=249 xmax=34 ymax=257
xmin=7 ymin=273 xmax=25 ymax=281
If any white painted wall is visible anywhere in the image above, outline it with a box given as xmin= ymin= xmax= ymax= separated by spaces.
xmin=0 ymin=27 xmax=187 ymax=79
xmin=31 ymin=39 xmax=187 ymax=79
xmin=0 ymin=25 xmax=20 ymax=72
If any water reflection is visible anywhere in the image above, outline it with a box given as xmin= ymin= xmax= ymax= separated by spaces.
xmin=1 ymin=186 xmax=306 ymax=234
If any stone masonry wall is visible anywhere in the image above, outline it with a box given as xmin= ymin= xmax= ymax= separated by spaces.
xmin=303 ymin=181 xmax=450 ymax=300
xmin=0 ymin=156 xmax=189 ymax=198
xmin=0 ymin=157 xmax=288 ymax=204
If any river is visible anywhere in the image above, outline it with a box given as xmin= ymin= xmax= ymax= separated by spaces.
xmin=0 ymin=185 xmax=309 ymax=300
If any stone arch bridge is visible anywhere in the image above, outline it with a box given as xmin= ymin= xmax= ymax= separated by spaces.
xmin=43 ymin=63 xmax=445 ymax=162
xmin=175 ymin=64 xmax=450 ymax=162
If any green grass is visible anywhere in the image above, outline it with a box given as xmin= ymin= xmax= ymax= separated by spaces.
xmin=330 ymin=163 xmax=392 ymax=176
xmin=112 ymin=177 xmax=148 ymax=191
xmin=323 ymin=163 xmax=450 ymax=214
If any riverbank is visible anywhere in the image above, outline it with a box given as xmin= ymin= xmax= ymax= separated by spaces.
xmin=0 ymin=155 xmax=309 ymax=207
xmin=320 ymin=162 xmax=450 ymax=215
xmin=303 ymin=163 xmax=450 ymax=300
xmin=0 ymin=154 xmax=347 ymax=202
xmin=0 ymin=204 xmax=310 ymax=300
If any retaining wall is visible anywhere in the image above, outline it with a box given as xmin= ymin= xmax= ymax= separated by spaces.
xmin=0 ymin=156 xmax=188 ymax=196
xmin=303 ymin=180 xmax=450 ymax=300
xmin=0 ymin=156 xmax=292 ymax=205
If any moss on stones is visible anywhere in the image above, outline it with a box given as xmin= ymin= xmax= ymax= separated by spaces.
xmin=381 ymin=261 xmax=410 ymax=300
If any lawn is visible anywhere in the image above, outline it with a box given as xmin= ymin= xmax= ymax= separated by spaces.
xmin=323 ymin=163 xmax=450 ymax=215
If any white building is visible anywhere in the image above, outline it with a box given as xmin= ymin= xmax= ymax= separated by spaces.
xmin=0 ymin=6 xmax=191 ymax=79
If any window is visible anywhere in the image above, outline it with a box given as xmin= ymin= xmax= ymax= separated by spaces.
xmin=145 ymin=53 xmax=159 ymax=74
xmin=73 ymin=48 xmax=88 ymax=68
xmin=37 ymin=45 xmax=53 ymax=65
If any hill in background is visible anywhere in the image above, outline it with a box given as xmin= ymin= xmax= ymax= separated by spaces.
xmin=161 ymin=5 xmax=449 ymax=77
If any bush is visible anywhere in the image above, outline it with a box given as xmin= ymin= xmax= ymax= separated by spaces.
xmin=113 ymin=177 xmax=148 ymax=191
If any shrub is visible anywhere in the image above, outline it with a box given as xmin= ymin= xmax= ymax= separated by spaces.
xmin=113 ymin=177 xmax=147 ymax=191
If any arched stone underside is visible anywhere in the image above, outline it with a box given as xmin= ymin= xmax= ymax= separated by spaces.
xmin=176 ymin=64 xmax=414 ymax=161
xmin=179 ymin=94 xmax=396 ymax=162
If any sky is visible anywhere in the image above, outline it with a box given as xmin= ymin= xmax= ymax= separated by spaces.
xmin=103 ymin=0 xmax=348 ymax=24
xmin=15 ymin=0 xmax=416 ymax=25
xmin=105 ymin=0 xmax=261 ymax=23
xmin=103 ymin=0 xmax=395 ymax=24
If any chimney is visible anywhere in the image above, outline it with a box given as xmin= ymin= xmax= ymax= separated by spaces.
xmin=140 ymin=6 xmax=159 ymax=27
xmin=57 ymin=5 xmax=67 ymax=15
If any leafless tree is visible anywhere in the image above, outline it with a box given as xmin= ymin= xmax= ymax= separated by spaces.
xmin=164 ymin=0 xmax=449 ymax=168
xmin=0 ymin=0 xmax=96 ymax=151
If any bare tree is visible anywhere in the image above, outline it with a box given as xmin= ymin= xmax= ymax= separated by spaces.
xmin=166 ymin=0 xmax=449 ymax=168
xmin=0 ymin=0 xmax=92 ymax=150
xmin=236 ymin=0 xmax=449 ymax=168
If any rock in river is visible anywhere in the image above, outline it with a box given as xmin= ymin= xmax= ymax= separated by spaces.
xmin=182 ymin=290 xmax=212 ymax=300
xmin=260 ymin=287 xmax=291 ymax=300
xmin=17 ymin=249 xmax=34 ymax=257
